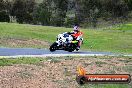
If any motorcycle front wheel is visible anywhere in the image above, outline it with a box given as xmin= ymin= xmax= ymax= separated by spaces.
xmin=49 ymin=42 xmax=58 ymax=52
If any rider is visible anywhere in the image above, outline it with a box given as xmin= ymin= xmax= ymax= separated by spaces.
xmin=70 ymin=24 xmax=83 ymax=50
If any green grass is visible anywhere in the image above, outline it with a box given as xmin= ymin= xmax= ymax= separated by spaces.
xmin=0 ymin=22 xmax=132 ymax=54
xmin=113 ymin=24 xmax=132 ymax=31
xmin=0 ymin=57 xmax=45 ymax=66
xmin=0 ymin=23 xmax=67 ymax=42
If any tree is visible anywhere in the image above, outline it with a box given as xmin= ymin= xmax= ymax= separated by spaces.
xmin=73 ymin=0 xmax=130 ymax=27
xmin=0 ymin=0 xmax=10 ymax=22
xmin=33 ymin=0 xmax=68 ymax=26
xmin=24 ymin=0 xmax=36 ymax=23
xmin=124 ymin=0 xmax=132 ymax=11
xmin=33 ymin=0 xmax=52 ymax=25
xmin=74 ymin=0 xmax=101 ymax=27
xmin=53 ymin=0 xmax=68 ymax=26
xmin=11 ymin=0 xmax=25 ymax=23
xmin=0 ymin=0 xmax=5 ymax=11
xmin=11 ymin=0 xmax=36 ymax=23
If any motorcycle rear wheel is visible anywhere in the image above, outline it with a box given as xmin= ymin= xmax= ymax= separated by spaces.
xmin=67 ymin=44 xmax=75 ymax=52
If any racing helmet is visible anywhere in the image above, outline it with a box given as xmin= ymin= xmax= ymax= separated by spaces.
xmin=73 ymin=24 xmax=80 ymax=32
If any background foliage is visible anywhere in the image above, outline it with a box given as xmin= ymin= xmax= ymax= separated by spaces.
xmin=0 ymin=0 xmax=132 ymax=27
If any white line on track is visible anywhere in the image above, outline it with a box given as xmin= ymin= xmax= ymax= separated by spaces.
xmin=0 ymin=54 xmax=131 ymax=58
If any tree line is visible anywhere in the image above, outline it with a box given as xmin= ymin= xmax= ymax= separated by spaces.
xmin=0 ymin=0 xmax=132 ymax=27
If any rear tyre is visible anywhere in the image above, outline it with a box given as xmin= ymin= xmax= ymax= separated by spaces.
xmin=67 ymin=44 xmax=75 ymax=52
xmin=49 ymin=42 xmax=58 ymax=52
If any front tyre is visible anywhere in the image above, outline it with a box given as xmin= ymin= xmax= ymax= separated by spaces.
xmin=49 ymin=42 xmax=58 ymax=52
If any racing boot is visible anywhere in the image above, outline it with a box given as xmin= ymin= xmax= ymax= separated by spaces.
xmin=76 ymin=46 xmax=80 ymax=51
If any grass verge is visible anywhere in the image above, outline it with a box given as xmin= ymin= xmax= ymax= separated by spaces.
xmin=0 ymin=57 xmax=45 ymax=66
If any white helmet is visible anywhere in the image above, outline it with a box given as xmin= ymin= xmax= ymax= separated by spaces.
xmin=73 ymin=24 xmax=80 ymax=31
xmin=74 ymin=26 xmax=79 ymax=30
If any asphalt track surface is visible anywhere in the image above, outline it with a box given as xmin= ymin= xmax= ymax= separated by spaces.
xmin=0 ymin=48 xmax=131 ymax=58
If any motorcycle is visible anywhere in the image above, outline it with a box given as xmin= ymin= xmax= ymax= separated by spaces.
xmin=49 ymin=32 xmax=83 ymax=52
